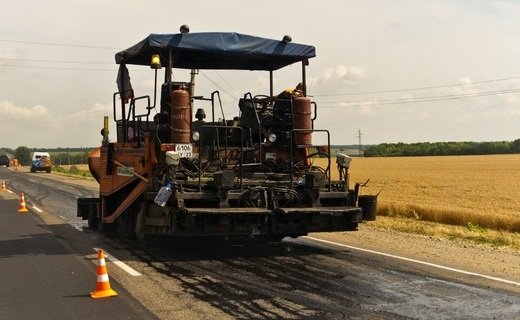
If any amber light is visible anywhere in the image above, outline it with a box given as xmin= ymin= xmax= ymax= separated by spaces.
xmin=150 ymin=54 xmax=162 ymax=69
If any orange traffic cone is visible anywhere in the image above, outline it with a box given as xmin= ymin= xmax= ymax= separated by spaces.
xmin=18 ymin=192 xmax=29 ymax=213
xmin=91 ymin=249 xmax=118 ymax=299
xmin=1 ymin=180 xmax=6 ymax=191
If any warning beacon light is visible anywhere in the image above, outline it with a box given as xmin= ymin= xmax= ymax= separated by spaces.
xmin=150 ymin=54 xmax=162 ymax=69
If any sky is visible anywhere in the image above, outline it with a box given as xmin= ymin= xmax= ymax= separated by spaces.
xmin=1 ymin=0 xmax=520 ymax=148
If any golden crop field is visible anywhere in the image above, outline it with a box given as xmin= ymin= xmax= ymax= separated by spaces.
xmin=314 ymin=154 xmax=520 ymax=232
xmin=59 ymin=164 xmax=90 ymax=171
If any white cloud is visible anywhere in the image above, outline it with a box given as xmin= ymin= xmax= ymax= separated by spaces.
xmin=312 ymin=65 xmax=368 ymax=89
xmin=0 ymin=101 xmax=56 ymax=148
xmin=0 ymin=100 xmax=51 ymax=121
xmin=68 ymin=103 xmax=111 ymax=124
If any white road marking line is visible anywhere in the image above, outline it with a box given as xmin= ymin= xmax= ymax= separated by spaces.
xmin=93 ymin=248 xmax=142 ymax=277
xmin=6 ymin=188 xmax=141 ymax=277
xmin=305 ymin=236 xmax=520 ymax=287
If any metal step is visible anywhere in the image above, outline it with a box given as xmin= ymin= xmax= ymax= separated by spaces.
xmin=184 ymin=207 xmax=271 ymax=215
xmin=275 ymin=206 xmax=362 ymax=216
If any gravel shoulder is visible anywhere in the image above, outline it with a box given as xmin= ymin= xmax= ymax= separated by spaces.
xmin=310 ymin=225 xmax=520 ymax=285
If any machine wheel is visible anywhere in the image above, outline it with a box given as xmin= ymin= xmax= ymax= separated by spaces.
xmin=87 ymin=211 xmax=99 ymax=230
xmin=116 ymin=204 xmax=137 ymax=239
xmin=270 ymin=234 xmax=286 ymax=242
xmin=257 ymin=234 xmax=285 ymax=243
xmin=134 ymin=202 xmax=146 ymax=243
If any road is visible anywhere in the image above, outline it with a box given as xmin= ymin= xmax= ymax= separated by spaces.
xmin=1 ymin=166 xmax=520 ymax=319
xmin=0 ymin=168 xmax=156 ymax=319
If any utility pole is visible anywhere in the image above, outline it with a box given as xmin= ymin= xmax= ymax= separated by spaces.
xmin=357 ymin=129 xmax=363 ymax=157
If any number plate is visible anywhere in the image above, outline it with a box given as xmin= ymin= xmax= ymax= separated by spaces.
xmin=175 ymin=144 xmax=193 ymax=158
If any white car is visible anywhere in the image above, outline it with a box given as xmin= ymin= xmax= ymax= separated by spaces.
xmin=31 ymin=152 xmax=52 ymax=173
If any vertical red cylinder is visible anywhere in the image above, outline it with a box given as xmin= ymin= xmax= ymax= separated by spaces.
xmin=293 ymin=97 xmax=312 ymax=146
xmin=170 ymin=88 xmax=191 ymax=143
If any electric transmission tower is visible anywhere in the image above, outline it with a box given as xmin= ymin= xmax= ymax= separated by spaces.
xmin=357 ymin=129 xmax=363 ymax=157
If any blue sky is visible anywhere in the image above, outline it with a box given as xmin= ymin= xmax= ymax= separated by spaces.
xmin=1 ymin=0 xmax=520 ymax=148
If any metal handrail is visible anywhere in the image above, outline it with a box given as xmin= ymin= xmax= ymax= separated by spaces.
xmin=289 ymin=129 xmax=331 ymax=191
xmin=242 ymin=92 xmax=263 ymax=158
xmin=202 ymin=125 xmax=244 ymax=190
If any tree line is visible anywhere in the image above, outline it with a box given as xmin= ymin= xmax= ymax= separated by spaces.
xmin=364 ymin=139 xmax=520 ymax=157
xmin=0 ymin=147 xmax=95 ymax=166
xmin=4 ymin=140 xmax=520 ymax=164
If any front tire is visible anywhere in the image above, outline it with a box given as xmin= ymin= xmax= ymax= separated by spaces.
xmin=115 ymin=205 xmax=137 ymax=239
xmin=87 ymin=211 xmax=99 ymax=230
xmin=134 ymin=203 xmax=146 ymax=243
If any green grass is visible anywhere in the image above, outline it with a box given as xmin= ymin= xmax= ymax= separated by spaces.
xmin=370 ymin=216 xmax=520 ymax=250
xmin=53 ymin=165 xmax=93 ymax=179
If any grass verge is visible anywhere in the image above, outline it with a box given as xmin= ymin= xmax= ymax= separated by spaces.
xmin=377 ymin=202 xmax=520 ymax=233
xmin=53 ymin=165 xmax=94 ymax=179
xmin=369 ymin=216 xmax=520 ymax=250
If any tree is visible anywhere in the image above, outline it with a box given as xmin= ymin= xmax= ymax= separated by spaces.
xmin=511 ymin=139 xmax=520 ymax=153
xmin=363 ymin=140 xmax=516 ymax=157
xmin=15 ymin=146 xmax=31 ymax=166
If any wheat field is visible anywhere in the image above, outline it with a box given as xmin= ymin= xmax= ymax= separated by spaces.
xmin=314 ymin=154 xmax=520 ymax=232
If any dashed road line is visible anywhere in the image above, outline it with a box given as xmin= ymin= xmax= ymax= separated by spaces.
xmin=305 ymin=236 xmax=520 ymax=288
xmin=93 ymin=248 xmax=142 ymax=277
xmin=4 ymin=187 xmax=141 ymax=276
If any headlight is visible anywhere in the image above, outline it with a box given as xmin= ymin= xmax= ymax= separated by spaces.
xmin=192 ymin=131 xmax=200 ymax=142
xmin=267 ymin=133 xmax=277 ymax=143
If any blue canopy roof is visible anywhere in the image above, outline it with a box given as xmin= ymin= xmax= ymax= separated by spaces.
xmin=115 ymin=32 xmax=316 ymax=71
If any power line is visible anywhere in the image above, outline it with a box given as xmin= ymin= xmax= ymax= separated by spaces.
xmin=314 ymin=75 xmax=520 ymax=97
xmin=320 ymin=88 xmax=520 ymax=104
xmin=199 ymin=70 xmax=238 ymax=99
xmin=0 ymin=38 xmax=118 ymax=50
xmin=0 ymin=63 xmax=114 ymax=71
xmin=3 ymin=35 xmax=520 ymax=107
xmin=0 ymin=57 xmax=113 ymax=65
xmin=209 ymin=70 xmax=239 ymax=95
xmin=319 ymin=88 xmax=520 ymax=108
